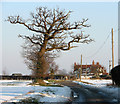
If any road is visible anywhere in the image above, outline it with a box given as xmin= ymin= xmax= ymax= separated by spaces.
xmin=57 ymin=81 xmax=118 ymax=104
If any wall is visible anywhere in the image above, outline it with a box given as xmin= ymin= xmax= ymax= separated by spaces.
xmin=118 ymin=1 xmax=120 ymax=65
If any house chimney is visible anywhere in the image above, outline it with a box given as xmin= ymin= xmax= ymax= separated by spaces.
xmin=92 ymin=60 xmax=95 ymax=65
xmin=96 ymin=62 xmax=99 ymax=65
xmin=74 ymin=62 xmax=76 ymax=66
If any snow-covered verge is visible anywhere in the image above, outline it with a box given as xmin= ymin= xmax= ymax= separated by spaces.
xmin=82 ymin=79 xmax=112 ymax=87
xmin=73 ymin=79 xmax=120 ymax=100
xmin=0 ymin=80 xmax=71 ymax=103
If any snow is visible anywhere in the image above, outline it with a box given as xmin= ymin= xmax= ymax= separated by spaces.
xmin=82 ymin=79 xmax=112 ymax=87
xmin=0 ymin=80 xmax=32 ymax=87
xmin=1 ymin=79 xmax=119 ymax=103
xmin=0 ymin=80 xmax=71 ymax=103
xmin=73 ymin=79 xmax=120 ymax=101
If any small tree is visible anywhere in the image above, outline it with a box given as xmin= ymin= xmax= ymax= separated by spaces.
xmin=7 ymin=7 xmax=93 ymax=81
xmin=2 ymin=70 xmax=7 ymax=75
xmin=90 ymin=64 xmax=105 ymax=78
xmin=2 ymin=67 xmax=8 ymax=75
xmin=49 ymin=62 xmax=59 ymax=79
xmin=49 ymin=62 xmax=58 ymax=75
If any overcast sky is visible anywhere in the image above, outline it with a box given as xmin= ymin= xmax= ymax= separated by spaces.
xmin=1 ymin=1 xmax=118 ymax=75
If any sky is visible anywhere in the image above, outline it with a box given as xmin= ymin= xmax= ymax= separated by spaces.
xmin=1 ymin=1 xmax=119 ymax=75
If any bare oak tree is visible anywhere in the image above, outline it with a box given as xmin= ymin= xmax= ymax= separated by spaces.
xmin=22 ymin=40 xmax=56 ymax=79
xmin=7 ymin=7 xmax=93 ymax=80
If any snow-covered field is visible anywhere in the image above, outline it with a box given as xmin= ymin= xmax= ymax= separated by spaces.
xmin=1 ymin=79 xmax=120 ymax=103
xmin=0 ymin=80 xmax=71 ymax=103
xmin=73 ymin=79 xmax=120 ymax=100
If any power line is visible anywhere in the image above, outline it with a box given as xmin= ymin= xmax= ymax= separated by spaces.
xmin=84 ymin=33 xmax=111 ymax=59
xmin=83 ymin=27 xmax=119 ymax=60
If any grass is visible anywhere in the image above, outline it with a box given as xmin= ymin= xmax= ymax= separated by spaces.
xmin=19 ymin=97 xmax=41 ymax=104
xmin=80 ymin=81 xmax=95 ymax=85
xmin=29 ymin=79 xmax=63 ymax=87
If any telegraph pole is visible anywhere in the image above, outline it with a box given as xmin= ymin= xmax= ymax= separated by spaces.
xmin=112 ymin=28 xmax=114 ymax=68
xmin=80 ymin=54 xmax=82 ymax=81
xmin=85 ymin=63 xmax=87 ymax=79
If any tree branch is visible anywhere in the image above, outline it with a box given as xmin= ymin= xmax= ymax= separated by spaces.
xmin=7 ymin=16 xmax=46 ymax=34
xmin=46 ymin=32 xmax=93 ymax=51
xmin=19 ymin=35 xmax=42 ymax=46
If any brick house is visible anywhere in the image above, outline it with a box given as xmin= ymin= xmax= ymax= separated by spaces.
xmin=74 ymin=60 xmax=107 ymax=79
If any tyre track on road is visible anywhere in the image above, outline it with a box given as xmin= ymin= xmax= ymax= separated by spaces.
xmin=57 ymin=81 xmax=118 ymax=104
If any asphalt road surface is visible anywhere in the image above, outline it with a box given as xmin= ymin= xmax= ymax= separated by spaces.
xmin=57 ymin=81 xmax=119 ymax=104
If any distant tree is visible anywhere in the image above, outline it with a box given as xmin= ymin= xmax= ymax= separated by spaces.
xmin=48 ymin=62 xmax=59 ymax=79
xmin=7 ymin=7 xmax=93 ymax=82
xmin=49 ymin=62 xmax=59 ymax=76
xmin=2 ymin=67 xmax=8 ymax=75
xmin=68 ymin=71 xmax=76 ymax=80
xmin=2 ymin=70 xmax=7 ymax=75
xmin=59 ymin=69 xmax=68 ymax=75
xmin=90 ymin=63 xmax=105 ymax=78
xmin=68 ymin=70 xmax=74 ymax=76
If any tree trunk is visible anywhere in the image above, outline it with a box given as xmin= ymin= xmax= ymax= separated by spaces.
xmin=35 ymin=39 xmax=48 ymax=82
